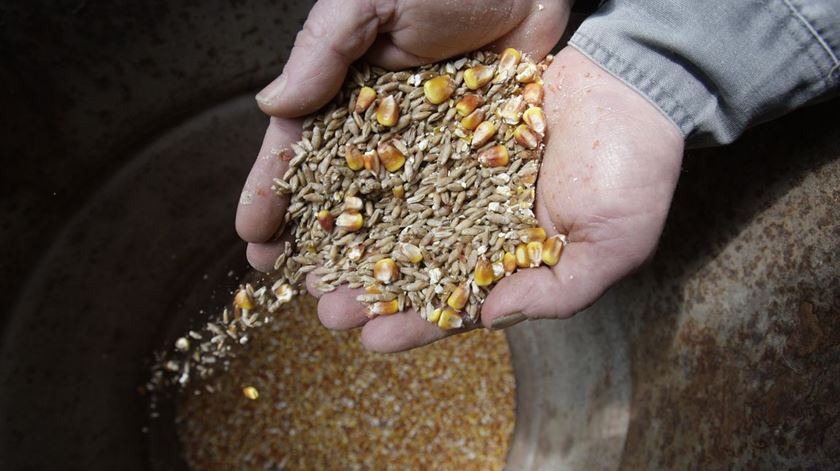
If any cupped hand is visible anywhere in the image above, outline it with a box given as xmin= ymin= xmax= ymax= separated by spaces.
xmin=237 ymin=0 xmax=572 ymax=266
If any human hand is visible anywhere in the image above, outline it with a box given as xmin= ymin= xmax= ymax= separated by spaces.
xmin=236 ymin=0 xmax=573 ymax=268
xmin=309 ymin=47 xmax=684 ymax=352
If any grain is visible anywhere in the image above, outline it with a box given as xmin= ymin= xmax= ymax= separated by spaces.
xmin=176 ymin=295 xmax=516 ymax=470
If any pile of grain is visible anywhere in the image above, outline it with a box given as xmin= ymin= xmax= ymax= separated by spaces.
xmin=176 ymin=295 xmax=516 ymax=470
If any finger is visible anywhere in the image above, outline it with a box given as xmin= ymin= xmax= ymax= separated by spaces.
xmin=235 ymin=117 xmax=301 ymax=243
xmin=246 ymin=241 xmax=285 ymax=273
xmin=360 ymin=310 xmax=470 ymax=353
xmin=480 ymin=242 xmax=612 ymax=329
xmin=315 ymin=285 xmax=370 ymax=330
xmin=255 ymin=0 xmax=395 ymax=117
xmin=489 ymin=0 xmax=571 ymax=58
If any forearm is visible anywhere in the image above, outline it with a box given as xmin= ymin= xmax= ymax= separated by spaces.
xmin=569 ymin=0 xmax=840 ymax=147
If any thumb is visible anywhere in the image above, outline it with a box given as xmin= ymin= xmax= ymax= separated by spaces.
xmin=480 ymin=242 xmax=610 ymax=330
xmin=255 ymin=0 xmax=395 ymax=117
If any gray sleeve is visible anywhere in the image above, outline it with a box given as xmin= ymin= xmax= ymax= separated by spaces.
xmin=568 ymin=0 xmax=840 ymax=147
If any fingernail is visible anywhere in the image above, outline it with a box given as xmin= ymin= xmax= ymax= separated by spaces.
xmin=491 ymin=312 xmax=527 ymax=330
xmin=256 ymin=74 xmax=287 ymax=107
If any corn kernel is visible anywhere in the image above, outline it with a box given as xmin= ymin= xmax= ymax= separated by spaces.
xmin=369 ymin=299 xmax=400 ymax=316
xmin=519 ymin=227 xmax=547 ymax=243
xmin=464 ymin=65 xmax=495 ymax=90
xmin=542 ymin=234 xmax=564 ymax=266
xmin=471 ymin=121 xmax=497 ymax=148
xmin=456 ymin=94 xmax=481 ymax=116
xmin=175 ymin=337 xmax=190 ymax=352
xmin=478 ymin=145 xmax=510 ymax=168
xmin=400 ymin=243 xmax=423 ymax=264
xmin=491 ymin=262 xmax=506 ymax=281
xmin=376 ymin=95 xmax=399 ymax=127
xmin=503 ymin=252 xmax=517 ymax=273
xmin=377 ymin=142 xmax=406 ymax=172
xmin=347 ymin=244 xmax=365 ymax=261
xmin=363 ymin=151 xmax=380 ymax=173
xmin=447 ymin=286 xmax=469 ymax=310
xmin=234 ymin=288 xmax=254 ymax=310
xmin=344 ymin=195 xmax=363 ymax=212
xmin=522 ymin=82 xmax=544 ymax=105
xmin=474 ymin=258 xmax=495 ymax=287
xmin=345 ymin=144 xmax=365 ymax=171
xmin=423 ymin=75 xmax=456 ymax=104
xmin=242 ymin=386 xmax=259 ymax=400
xmin=460 ymin=109 xmax=486 ymax=130
xmin=515 ymin=61 xmax=538 ymax=83
xmin=428 ymin=307 xmax=443 ymax=324
xmin=374 ymin=258 xmax=400 ymax=284
xmin=523 ymin=107 xmax=546 ymax=135
xmin=336 ymin=211 xmax=363 ymax=231
xmin=500 ymin=95 xmax=526 ymax=125
xmin=437 ymin=307 xmax=464 ymax=330
xmin=365 ymin=285 xmax=382 ymax=295
xmin=497 ymin=48 xmax=522 ymax=80
xmin=526 ymin=241 xmax=543 ymax=268
xmin=513 ymin=124 xmax=540 ymax=149
xmin=317 ymin=209 xmax=334 ymax=231
xmin=354 ymin=86 xmax=376 ymax=113
xmin=515 ymin=243 xmax=530 ymax=268
xmin=392 ymin=184 xmax=405 ymax=199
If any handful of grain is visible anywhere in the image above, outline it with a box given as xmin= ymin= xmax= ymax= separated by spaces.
xmin=271 ymin=48 xmax=564 ymax=329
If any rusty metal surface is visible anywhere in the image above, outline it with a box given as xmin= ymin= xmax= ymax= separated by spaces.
xmin=614 ymin=102 xmax=840 ymax=469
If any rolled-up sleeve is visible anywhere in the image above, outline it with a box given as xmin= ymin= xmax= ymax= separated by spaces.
xmin=568 ymin=0 xmax=840 ymax=147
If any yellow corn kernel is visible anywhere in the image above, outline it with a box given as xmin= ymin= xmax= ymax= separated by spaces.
xmin=497 ymin=47 xmax=522 ymax=80
xmin=447 ymin=285 xmax=469 ymax=310
xmin=513 ymin=124 xmax=540 ymax=149
xmin=354 ymin=86 xmax=376 ymax=113
xmin=519 ymin=227 xmax=547 ymax=243
xmin=376 ymin=95 xmax=399 ymax=127
xmin=542 ymin=234 xmax=564 ymax=266
xmin=492 ymin=262 xmax=505 ymax=281
xmin=400 ymin=243 xmax=423 ymax=264
xmin=336 ymin=211 xmax=363 ymax=231
xmin=365 ymin=285 xmax=382 ymax=295
xmin=500 ymin=95 xmax=526 ymax=125
xmin=363 ymin=150 xmax=380 ymax=173
xmin=464 ymin=65 xmax=495 ymax=90
xmin=437 ymin=307 xmax=464 ymax=330
xmin=515 ymin=61 xmax=538 ymax=83
xmin=471 ymin=120 xmax=497 ymax=148
xmin=242 ymin=386 xmax=259 ymax=400
xmin=456 ymin=94 xmax=481 ymax=116
xmin=374 ymin=258 xmax=400 ymax=284
xmin=377 ymin=141 xmax=406 ymax=172
xmin=234 ymin=288 xmax=254 ymax=310
xmin=474 ymin=258 xmax=495 ymax=287
xmin=423 ymin=75 xmax=456 ymax=104
xmin=515 ymin=243 xmax=530 ymax=268
xmin=345 ymin=144 xmax=365 ymax=171
xmin=344 ymin=195 xmax=363 ymax=212
xmin=392 ymin=184 xmax=405 ymax=199
xmin=347 ymin=244 xmax=365 ymax=261
xmin=317 ymin=209 xmax=334 ymax=231
xmin=428 ymin=307 xmax=443 ymax=324
xmin=369 ymin=299 xmax=400 ymax=316
xmin=523 ymin=107 xmax=546 ymax=135
xmin=478 ymin=145 xmax=510 ymax=168
xmin=526 ymin=241 xmax=543 ymax=268
xmin=522 ymin=82 xmax=544 ymax=105
xmin=460 ymin=109 xmax=485 ymax=131
xmin=503 ymin=251 xmax=517 ymax=273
